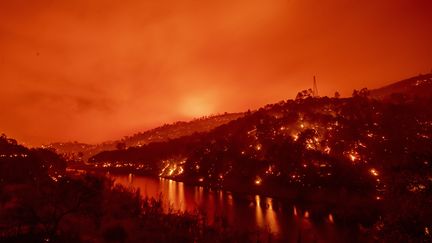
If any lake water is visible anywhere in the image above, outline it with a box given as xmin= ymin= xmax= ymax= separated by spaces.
xmin=113 ymin=173 xmax=360 ymax=242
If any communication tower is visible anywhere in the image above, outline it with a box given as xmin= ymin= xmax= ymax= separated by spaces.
xmin=313 ymin=76 xmax=319 ymax=97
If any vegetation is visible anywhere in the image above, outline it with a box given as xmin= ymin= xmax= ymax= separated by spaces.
xmin=49 ymin=112 xmax=244 ymax=162
xmin=0 ymin=135 xmax=256 ymax=242
xmin=89 ymin=92 xmax=432 ymax=241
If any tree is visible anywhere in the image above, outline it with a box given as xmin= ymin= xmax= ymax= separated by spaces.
xmin=359 ymin=88 xmax=370 ymax=98
xmin=352 ymin=88 xmax=370 ymax=98
xmin=116 ymin=142 xmax=126 ymax=150
xmin=334 ymin=91 xmax=341 ymax=99
xmin=296 ymin=89 xmax=313 ymax=100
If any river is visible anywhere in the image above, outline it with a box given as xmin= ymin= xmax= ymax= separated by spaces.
xmin=113 ymin=173 xmax=363 ymax=242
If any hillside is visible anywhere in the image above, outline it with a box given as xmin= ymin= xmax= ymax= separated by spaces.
xmin=89 ymin=96 xmax=432 ymax=195
xmin=0 ymin=134 xmax=66 ymax=183
xmin=370 ymin=73 xmax=432 ymax=100
xmin=48 ymin=112 xmax=244 ymax=160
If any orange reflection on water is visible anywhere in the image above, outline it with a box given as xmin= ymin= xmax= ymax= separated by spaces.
xmin=159 ymin=178 xmax=187 ymax=212
xmin=254 ymin=195 xmax=280 ymax=234
xmin=264 ymin=197 xmax=280 ymax=234
xmin=255 ymin=195 xmax=264 ymax=229
xmin=177 ymin=181 xmax=186 ymax=211
xmin=227 ymin=193 xmax=233 ymax=206
xmin=329 ymin=213 xmax=334 ymax=223
xmin=112 ymin=174 xmax=346 ymax=241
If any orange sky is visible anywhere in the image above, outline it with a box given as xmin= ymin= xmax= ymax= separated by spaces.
xmin=1 ymin=0 xmax=431 ymax=145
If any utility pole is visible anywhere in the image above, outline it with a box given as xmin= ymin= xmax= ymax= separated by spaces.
xmin=313 ymin=76 xmax=319 ymax=97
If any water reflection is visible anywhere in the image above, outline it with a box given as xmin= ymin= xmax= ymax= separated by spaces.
xmin=227 ymin=193 xmax=233 ymax=206
xmin=113 ymin=174 xmax=347 ymax=241
xmin=255 ymin=195 xmax=264 ymax=230
xmin=160 ymin=178 xmax=187 ymax=212
xmin=253 ymin=195 xmax=280 ymax=234
xmin=329 ymin=213 xmax=334 ymax=223
xmin=265 ymin=197 xmax=279 ymax=234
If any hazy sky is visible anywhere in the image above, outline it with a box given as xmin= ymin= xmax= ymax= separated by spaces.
xmin=1 ymin=0 xmax=431 ymax=145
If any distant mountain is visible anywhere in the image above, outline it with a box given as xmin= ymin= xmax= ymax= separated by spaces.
xmin=117 ymin=112 xmax=245 ymax=147
xmin=0 ymin=134 xmax=66 ymax=183
xmin=48 ymin=112 xmax=244 ymax=160
xmin=370 ymin=73 xmax=432 ymax=100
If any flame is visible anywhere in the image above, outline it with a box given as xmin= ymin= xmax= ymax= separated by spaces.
xmin=370 ymin=168 xmax=379 ymax=176
xmin=254 ymin=176 xmax=262 ymax=185
xmin=328 ymin=214 xmax=334 ymax=223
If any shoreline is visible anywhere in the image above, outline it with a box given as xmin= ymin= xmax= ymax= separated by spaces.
xmin=67 ymin=166 xmax=382 ymax=228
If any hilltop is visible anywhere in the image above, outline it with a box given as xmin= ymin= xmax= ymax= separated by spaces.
xmin=370 ymin=73 xmax=432 ymax=100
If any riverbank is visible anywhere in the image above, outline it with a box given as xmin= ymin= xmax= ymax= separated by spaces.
xmin=68 ymin=166 xmax=382 ymax=230
xmin=111 ymin=173 xmax=374 ymax=242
